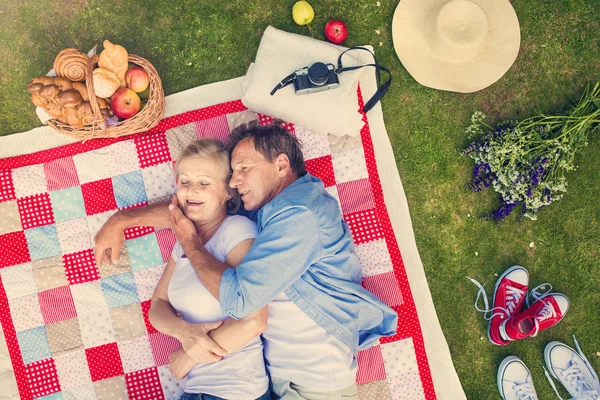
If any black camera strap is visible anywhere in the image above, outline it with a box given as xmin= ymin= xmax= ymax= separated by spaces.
xmin=335 ymin=46 xmax=392 ymax=113
xmin=270 ymin=46 xmax=392 ymax=114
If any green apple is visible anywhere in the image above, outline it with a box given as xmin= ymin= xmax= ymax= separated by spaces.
xmin=138 ymin=87 xmax=150 ymax=100
xmin=292 ymin=1 xmax=314 ymax=25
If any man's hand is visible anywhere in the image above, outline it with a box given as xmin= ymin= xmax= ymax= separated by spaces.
xmin=175 ymin=320 xmax=227 ymax=364
xmin=168 ymin=196 xmax=201 ymax=252
xmin=168 ymin=348 xmax=197 ymax=380
xmin=94 ymin=212 xmax=126 ymax=267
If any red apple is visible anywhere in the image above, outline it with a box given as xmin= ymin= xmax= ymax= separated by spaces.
xmin=325 ymin=20 xmax=348 ymax=44
xmin=111 ymin=88 xmax=141 ymax=119
xmin=125 ymin=66 xmax=149 ymax=93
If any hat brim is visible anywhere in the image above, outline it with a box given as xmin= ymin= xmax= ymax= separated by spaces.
xmin=392 ymin=0 xmax=520 ymax=93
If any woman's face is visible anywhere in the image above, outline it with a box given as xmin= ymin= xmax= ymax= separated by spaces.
xmin=176 ymin=157 xmax=231 ymax=223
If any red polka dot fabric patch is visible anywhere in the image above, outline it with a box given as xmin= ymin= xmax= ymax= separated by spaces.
xmin=344 ymin=209 xmax=384 ymax=245
xmin=0 ymin=170 xmax=16 ymax=202
xmin=17 ymin=193 xmax=55 ymax=230
xmin=25 ymin=358 xmax=61 ymax=398
xmin=81 ymin=178 xmax=118 ymax=216
xmin=0 ymin=231 xmax=31 ymax=269
xmin=125 ymin=366 xmax=164 ymax=400
xmin=124 ymin=226 xmax=155 ymax=241
xmin=85 ymin=342 xmax=124 ymax=381
xmin=140 ymin=299 xmax=157 ymax=334
xmin=135 ymin=132 xmax=171 ymax=168
xmin=305 ymin=155 xmax=336 ymax=187
xmin=62 ymin=249 xmax=101 ymax=285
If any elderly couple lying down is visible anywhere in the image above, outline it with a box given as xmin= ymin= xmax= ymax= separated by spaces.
xmin=94 ymin=122 xmax=397 ymax=400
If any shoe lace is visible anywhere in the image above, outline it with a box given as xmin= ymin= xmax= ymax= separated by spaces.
xmin=513 ymin=381 xmax=538 ymax=400
xmin=529 ymin=299 xmax=557 ymax=338
xmin=467 ymin=277 xmax=524 ymax=321
xmin=526 ymin=283 xmax=553 ymax=307
xmin=544 ymin=336 xmax=600 ymax=400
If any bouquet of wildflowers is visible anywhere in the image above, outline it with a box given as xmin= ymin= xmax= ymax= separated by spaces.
xmin=463 ymin=82 xmax=600 ymax=221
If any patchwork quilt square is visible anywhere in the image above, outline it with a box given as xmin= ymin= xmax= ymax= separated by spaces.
xmin=106 ymin=141 xmax=142 ymax=177
xmin=0 ymin=262 xmax=36 ymax=300
xmin=304 ymin=155 xmax=336 ymax=187
xmin=363 ymin=272 xmax=404 ymax=308
xmin=337 ymin=178 xmax=376 ymax=215
xmin=73 ymin=148 xmax=118 ymax=184
xmin=157 ymin=364 xmax=184 ymax=400
xmin=142 ymin=162 xmax=176 ymax=205
xmin=18 ymin=193 xmax=55 ymax=230
xmin=38 ymin=285 xmax=78 ymax=325
xmin=140 ymin=299 xmax=157 ymax=334
xmin=295 ymin=127 xmax=331 ymax=161
xmin=25 ymin=224 xmax=61 ymax=260
xmin=356 ymin=345 xmax=387 ymax=384
xmin=387 ymin=371 xmax=426 ymax=400
xmin=9 ymin=292 xmax=44 ymax=332
xmin=93 ymin=375 xmax=128 ymax=400
xmin=332 ymin=147 xmax=369 ymax=183
xmin=97 ymin=245 xmax=132 ymax=279
xmin=110 ymin=303 xmax=147 ymax=341
xmin=79 ymin=309 xmax=116 ymax=349
xmin=62 ymin=249 xmax=101 ymax=285
xmin=63 ymin=383 xmax=97 ymax=400
xmin=85 ymin=342 xmax=125 ymax=382
xmin=54 ymin=349 xmax=92 ymax=390
xmin=0 ymin=169 xmax=16 ymax=202
xmin=125 ymin=233 xmax=164 ymax=272
xmin=46 ymin=317 xmax=83 ymax=355
xmin=344 ymin=209 xmax=384 ymax=245
xmin=12 ymin=164 xmax=48 ymax=198
xmin=32 ymin=255 xmax=68 ymax=291
xmin=70 ymin=280 xmax=109 ymax=317
xmin=81 ymin=179 xmax=118 ymax=216
xmin=118 ymin=335 xmax=155 ymax=373
xmin=86 ymin=210 xmax=118 ymax=243
xmin=195 ymin=114 xmax=230 ymax=142
xmin=381 ymin=338 xmax=419 ymax=377
xmin=112 ymin=171 xmax=148 ymax=209
xmin=149 ymin=332 xmax=181 ymax=366
xmin=135 ymin=133 xmax=171 ymax=168
xmin=0 ymin=200 xmax=22 ymax=235
xmin=356 ymin=239 xmax=394 ymax=277
xmin=101 ymin=272 xmax=140 ymax=309
xmin=24 ymin=358 xmax=61 ymax=398
xmin=17 ymin=326 xmax=51 ymax=364
xmin=125 ymin=367 xmax=163 ymax=400
xmin=166 ymin=123 xmax=197 ymax=159
xmin=155 ymin=229 xmax=176 ymax=263
xmin=134 ymin=264 xmax=165 ymax=302
xmin=44 ymin=156 xmax=80 ymax=191
xmin=56 ymin=218 xmax=92 ymax=254
xmin=0 ymin=230 xmax=31 ymax=268
xmin=50 ymin=186 xmax=87 ymax=223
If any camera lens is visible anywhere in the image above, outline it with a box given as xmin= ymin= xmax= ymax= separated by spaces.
xmin=307 ymin=63 xmax=329 ymax=86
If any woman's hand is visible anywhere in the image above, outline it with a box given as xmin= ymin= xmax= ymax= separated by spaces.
xmin=168 ymin=196 xmax=202 ymax=252
xmin=174 ymin=320 xmax=227 ymax=364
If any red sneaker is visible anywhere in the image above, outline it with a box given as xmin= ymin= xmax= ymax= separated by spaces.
xmin=468 ymin=265 xmax=529 ymax=346
xmin=499 ymin=293 xmax=569 ymax=342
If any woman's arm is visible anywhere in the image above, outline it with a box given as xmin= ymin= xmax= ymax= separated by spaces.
xmin=149 ymin=257 xmax=227 ymax=363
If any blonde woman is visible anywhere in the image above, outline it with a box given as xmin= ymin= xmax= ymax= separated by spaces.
xmin=148 ymin=139 xmax=270 ymax=400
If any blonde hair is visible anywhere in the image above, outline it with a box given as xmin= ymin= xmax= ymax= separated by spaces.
xmin=176 ymin=138 xmax=240 ymax=214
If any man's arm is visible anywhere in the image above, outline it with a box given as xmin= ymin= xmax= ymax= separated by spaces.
xmin=94 ymin=201 xmax=172 ymax=266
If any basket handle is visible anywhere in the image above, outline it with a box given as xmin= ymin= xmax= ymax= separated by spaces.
xmin=85 ymin=55 xmax=104 ymax=122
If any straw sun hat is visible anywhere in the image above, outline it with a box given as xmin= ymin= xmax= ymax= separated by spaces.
xmin=392 ymin=0 xmax=520 ymax=93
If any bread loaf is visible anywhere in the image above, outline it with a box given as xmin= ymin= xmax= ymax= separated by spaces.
xmin=93 ymin=68 xmax=120 ymax=98
xmin=54 ymin=48 xmax=88 ymax=82
xmin=98 ymin=40 xmax=128 ymax=87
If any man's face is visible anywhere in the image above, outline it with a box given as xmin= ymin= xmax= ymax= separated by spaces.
xmin=229 ymin=138 xmax=281 ymax=210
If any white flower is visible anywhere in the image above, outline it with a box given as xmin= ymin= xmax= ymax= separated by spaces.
xmin=529 ymin=242 xmax=535 ymax=248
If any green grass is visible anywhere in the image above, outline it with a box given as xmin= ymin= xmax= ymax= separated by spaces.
xmin=1 ymin=0 xmax=599 ymax=398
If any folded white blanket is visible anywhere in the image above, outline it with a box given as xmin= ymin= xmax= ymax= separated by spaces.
xmin=242 ymin=26 xmax=373 ymax=137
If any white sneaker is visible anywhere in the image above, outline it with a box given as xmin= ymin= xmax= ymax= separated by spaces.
xmin=544 ymin=336 xmax=599 ymax=400
xmin=498 ymin=356 xmax=539 ymax=400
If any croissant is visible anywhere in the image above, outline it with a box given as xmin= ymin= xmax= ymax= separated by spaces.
xmin=98 ymin=40 xmax=128 ymax=87
xmin=54 ymin=48 xmax=88 ymax=82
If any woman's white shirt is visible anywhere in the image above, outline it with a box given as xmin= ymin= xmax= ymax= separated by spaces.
xmin=168 ymin=215 xmax=268 ymax=399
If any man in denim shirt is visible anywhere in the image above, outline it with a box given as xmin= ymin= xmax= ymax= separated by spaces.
xmin=95 ymin=123 xmax=397 ymax=399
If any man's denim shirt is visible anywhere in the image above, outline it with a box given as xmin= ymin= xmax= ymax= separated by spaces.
xmin=220 ymin=173 xmax=398 ymax=353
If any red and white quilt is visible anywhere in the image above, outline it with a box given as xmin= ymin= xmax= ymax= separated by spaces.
xmin=0 ymin=90 xmax=435 ymax=400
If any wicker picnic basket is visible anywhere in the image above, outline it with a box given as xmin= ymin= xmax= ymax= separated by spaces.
xmin=46 ymin=54 xmax=165 ymax=140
